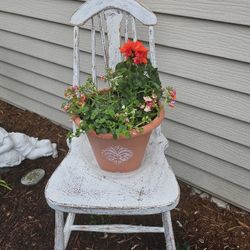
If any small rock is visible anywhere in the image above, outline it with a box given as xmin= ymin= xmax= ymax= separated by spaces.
xmin=199 ymin=192 xmax=210 ymax=199
xmin=211 ymin=197 xmax=230 ymax=209
xmin=199 ymin=238 xmax=204 ymax=244
xmin=21 ymin=169 xmax=45 ymax=186
xmin=190 ymin=187 xmax=202 ymax=196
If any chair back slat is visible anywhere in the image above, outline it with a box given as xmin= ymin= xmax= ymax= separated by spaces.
xmin=73 ymin=26 xmax=80 ymax=86
xmin=124 ymin=13 xmax=129 ymax=42
xmin=104 ymin=9 xmax=123 ymax=70
xmin=91 ymin=17 xmax=97 ymax=86
xmin=148 ymin=26 xmax=157 ymax=68
xmin=131 ymin=16 xmax=137 ymax=41
xmin=98 ymin=12 xmax=108 ymax=68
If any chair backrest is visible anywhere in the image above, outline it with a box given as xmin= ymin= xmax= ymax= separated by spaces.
xmin=70 ymin=0 xmax=158 ymax=88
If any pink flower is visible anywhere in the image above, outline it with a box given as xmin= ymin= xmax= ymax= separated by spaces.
xmin=63 ymin=104 xmax=70 ymax=112
xmin=143 ymin=96 xmax=154 ymax=112
xmin=72 ymin=85 xmax=79 ymax=91
xmin=169 ymin=89 xmax=176 ymax=100
xmin=99 ymin=75 xmax=105 ymax=81
xmin=169 ymin=100 xmax=176 ymax=108
xmin=144 ymin=106 xmax=152 ymax=112
xmin=78 ymin=95 xmax=87 ymax=107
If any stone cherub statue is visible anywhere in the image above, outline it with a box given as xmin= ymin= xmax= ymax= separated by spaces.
xmin=0 ymin=127 xmax=58 ymax=168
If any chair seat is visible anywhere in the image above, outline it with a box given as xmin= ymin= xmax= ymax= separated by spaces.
xmin=45 ymin=131 xmax=180 ymax=215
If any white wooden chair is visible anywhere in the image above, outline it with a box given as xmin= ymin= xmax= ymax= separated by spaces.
xmin=45 ymin=0 xmax=180 ymax=249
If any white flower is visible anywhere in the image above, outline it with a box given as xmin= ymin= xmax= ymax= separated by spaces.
xmin=122 ymin=105 xmax=125 ymax=109
xmin=143 ymin=96 xmax=152 ymax=102
xmin=152 ymin=93 xmax=157 ymax=99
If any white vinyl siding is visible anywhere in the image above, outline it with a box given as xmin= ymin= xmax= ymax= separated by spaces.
xmin=0 ymin=0 xmax=249 ymax=211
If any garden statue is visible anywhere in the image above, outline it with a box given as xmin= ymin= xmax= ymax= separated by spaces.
xmin=0 ymin=127 xmax=58 ymax=168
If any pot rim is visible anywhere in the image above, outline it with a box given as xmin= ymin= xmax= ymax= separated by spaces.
xmin=73 ymin=105 xmax=164 ymax=140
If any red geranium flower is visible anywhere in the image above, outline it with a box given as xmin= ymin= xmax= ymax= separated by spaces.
xmin=120 ymin=39 xmax=134 ymax=58
xmin=120 ymin=40 xmax=148 ymax=64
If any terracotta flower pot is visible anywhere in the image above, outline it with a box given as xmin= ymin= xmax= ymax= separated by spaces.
xmin=73 ymin=106 xmax=164 ymax=173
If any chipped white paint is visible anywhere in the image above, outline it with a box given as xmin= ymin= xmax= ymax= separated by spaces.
xmin=70 ymin=0 xmax=157 ymax=26
xmin=91 ymin=18 xmax=97 ymax=86
xmin=131 ymin=16 xmax=137 ymax=41
xmin=45 ymin=131 xmax=179 ymax=249
xmin=163 ymin=211 xmax=176 ymax=250
xmin=71 ymin=224 xmax=164 ymax=233
xmin=72 ymin=26 xmax=80 ymax=86
xmin=72 ymin=26 xmax=80 ymax=132
xmin=46 ymin=1 xmax=179 ymax=249
xmin=102 ymin=145 xmax=134 ymax=165
xmin=45 ymin=131 xmax=180 ymax=215
xmin=105 ymin=9 xmax=123 ymax=69
xmin=124 ymin=12 xmax=129 ymax=42
xmin=64 ymin=213 xmax=75 ymax=247
xmin=149 ymin=26 xmax=157 ymax=68
xmin=55 ymin=211 xmax=64 ymax=250
xmin=98 ymin=11 xmax=108 ymax=68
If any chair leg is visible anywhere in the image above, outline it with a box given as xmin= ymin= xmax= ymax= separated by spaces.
xmin=162 ymin=211 xmax=176 ymax=250
xmin=55 ymin=211 xmax=64 ymax=250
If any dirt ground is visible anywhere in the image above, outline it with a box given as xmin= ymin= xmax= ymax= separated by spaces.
xmin=0 ymin=100 xmax=249 ymax=250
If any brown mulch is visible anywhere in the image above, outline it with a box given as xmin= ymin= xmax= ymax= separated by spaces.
xmin=0 ymin=100 xmax=249 ymax=250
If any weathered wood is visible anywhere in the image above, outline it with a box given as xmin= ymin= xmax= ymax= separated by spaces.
xmin=124 ymin=13 xmax=129 ymax=42
xmin=131 ymin=16 xmax=137 ymax=41
xmin=91 ymin=18 xmax=97 ymax=86
xmin=71 ymin=224 xmax=164 ymax=233
xmin=104 ymin=9 xmax=123 ymax=69
xmin=73 ymin=26 xmax=80 ymax=86
xmin=148 ymin=26 xmax=157 ymax=68
xmin=64 ymin=213 xmax=75 ymax=247
xmin=98 ymin=12 xmax=108 ymax=68
xmin=70 ymin=0 xmax=157 ymax=26
xmin=162 ymin=211 xmax=176 ymax=250
xmin=55 ymin=211 xmax=64 ymax=250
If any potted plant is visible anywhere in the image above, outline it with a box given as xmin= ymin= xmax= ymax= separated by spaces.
xmin=62 ymin=40 xmax=176 ymax=172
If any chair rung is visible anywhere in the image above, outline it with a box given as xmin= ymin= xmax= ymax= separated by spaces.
xmin=71 ymin=224 xmax=164 ymax=233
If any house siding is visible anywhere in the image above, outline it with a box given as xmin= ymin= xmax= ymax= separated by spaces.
xmin=0 ymin=0 xmax=249 ymax=210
